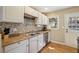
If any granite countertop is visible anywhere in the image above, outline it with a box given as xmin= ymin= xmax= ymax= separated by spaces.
xmin=2 ymin=30 xmax=50 ymax=47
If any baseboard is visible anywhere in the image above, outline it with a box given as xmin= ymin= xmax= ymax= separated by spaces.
xmin=51 ymin=41 xmax=66 ymax=45
xmin=51 ymin=41 xmax=77 ymax=49
xmin=38 ymin=42 xmax=51 ymax=53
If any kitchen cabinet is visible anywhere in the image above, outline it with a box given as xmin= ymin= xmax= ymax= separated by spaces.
xmin=43 ymin=15 xmax=49 ymax=25
xmin=4 ymin=39 xmax=28 ymax=53
xmin=0 ymin=34 xmax=2 ymax=53
xmin=7 ymin=44 xmax=28 ymax=53
xmin=24 ymin=6 xmax=49 ymax=25
xmin=36 ymin=13 xmax=43 ymax=25
xmin=24 ymin=6 xmax=38 ymax=17
xmin=37 ymin=33 xmax=45 ymax=51
xmin=36 ymin=13 xmax=49 ymax=25
xmin=29 ymin=33 xmax=46 ymax=53
xmin=3 ymin=32 xmax=46 ymax=53
xmin=29 ymin=36 xmax=38 ymax=53
xmin=42 ymin=14 xmax=49 ymax=25
xmin=0 ymin=6 xmax=24 ymax=23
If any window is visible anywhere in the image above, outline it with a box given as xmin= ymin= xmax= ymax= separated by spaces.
xmin=49 ymin=16 xmax=59 ymax=30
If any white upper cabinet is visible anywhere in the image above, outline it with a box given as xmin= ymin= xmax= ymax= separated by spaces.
xmin=36 ymin=13 xmax=49 ymax=25
xmin=24 ymin=6 xmax=49 ymax=26
xmin=42 ymin=14 xmax=49 ymax=25
xmin=24 ymin=6 xmax=38 ymax=17
xmin=36 ymin=13 xmax=43 ymax=25
xmin=0 ymin=6 xmax=24 ymax=23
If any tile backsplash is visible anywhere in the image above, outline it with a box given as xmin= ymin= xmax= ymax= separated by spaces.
xmin=0 ymin=22 xmax=42 ymax=34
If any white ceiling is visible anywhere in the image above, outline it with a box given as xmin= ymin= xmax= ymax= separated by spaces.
xmin=31 ymin=6 xmax=72 ymax=13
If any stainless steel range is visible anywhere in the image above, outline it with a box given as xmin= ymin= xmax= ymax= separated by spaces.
xmin=43 ymin=32 xmax=48 ymax=45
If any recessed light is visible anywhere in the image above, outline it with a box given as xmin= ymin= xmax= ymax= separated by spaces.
xmin=44 ymin=8 xmax=48 ymax=10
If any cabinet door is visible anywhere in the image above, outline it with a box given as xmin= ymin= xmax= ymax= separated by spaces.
xmin=5 ymin=39 xmax=28 ymax=53
xmin=24 ymin=7 xmax=32 ymax=16
xmin=35 ymin=13 xmax=40 ymax=24
xmin=5 ymin=40 xmax=28 ymax=52
xmin=0 ymin=34 xmax=2 ymax=53
xmin=43 ymin=15 xmax=49 ymax=25
xmin=24 ymin=7 xmax=38 ymax=17
xmin=36 ymin=13 xmax=43 ymax=25
xmin=7 ymin=44 xmax=28 ymax=53
xmin=31 ymin=9 xmax=38 ymax=17
xmin=4 ymin=6 xmax=24 ymax=23
xmin=29 ymin=37 xmax=38 ymax=53
xmin=38 ymin=34 xmax=45 ymax=51
xmin=36 ymin=13 xmax=49 ymax=25
xmin=45 ymin=16 xmax=49 ymax=25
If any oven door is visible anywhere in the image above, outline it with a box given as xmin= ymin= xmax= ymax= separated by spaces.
xmin=43 ymin=32 xmax=48 ymax=44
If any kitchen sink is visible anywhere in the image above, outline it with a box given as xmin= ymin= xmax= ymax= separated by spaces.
xmin=28 ymin=32 xmax=40 ymax=36
xmin=29 ymin=33 xmax=36 ymax=36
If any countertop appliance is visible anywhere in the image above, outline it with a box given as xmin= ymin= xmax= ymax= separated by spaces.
xmin=4 ymin=27 xmax=10 ymax=35
xmin=43 ymin=32 xmax=48 ymax=45
xmin=42 ymin=25 xmax=49 ymax=45
xmin=42 ymin=25 xmax=47 ymax=31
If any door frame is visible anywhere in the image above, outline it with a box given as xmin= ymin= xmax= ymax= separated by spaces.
xmin=64 ymin=13 xmax=78 ymax=48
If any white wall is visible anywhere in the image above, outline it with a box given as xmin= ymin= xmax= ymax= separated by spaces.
xmin=47 ymin=7 xmax=79 ymax=48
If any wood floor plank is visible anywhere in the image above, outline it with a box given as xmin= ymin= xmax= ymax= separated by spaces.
xmin=40 ymin=42 xmax=77 ymax=53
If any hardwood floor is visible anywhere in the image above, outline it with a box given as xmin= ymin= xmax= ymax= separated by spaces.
xmin=40 ymin=42 xmax=77 ymax=53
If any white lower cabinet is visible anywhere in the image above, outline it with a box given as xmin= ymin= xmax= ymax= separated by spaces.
xmin=4 ymin=33 xmax=46 ymax=53
xmin=37 ymin=34 xmax=45 ymax=51
xmin=7 ymin=44 xmax=28 ymax=53
xmin=4 ymin=40 xmax=28 ymax=53
xmin=29 ymin=33 xmax=45 ymax=53
xmin=29 ymin=37 xmax=38 ymax=53
xmin=0 ymin=34 xmax=3 ymax=53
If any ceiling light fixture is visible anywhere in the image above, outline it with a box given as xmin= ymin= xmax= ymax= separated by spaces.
xmin=44 ymin=8 xmax=48 ymax=10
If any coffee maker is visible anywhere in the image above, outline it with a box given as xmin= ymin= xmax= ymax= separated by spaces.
xmin=42 ymin=25 xmax=47 ymax=31
xmin=4 ymin=27 xmax=10 ymax=35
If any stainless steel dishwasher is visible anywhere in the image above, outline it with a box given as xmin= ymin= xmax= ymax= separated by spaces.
xmin=43 ymin=32 xmax=48 ymax=45
xmin=77 ymin=37 xmax=79 ymax=53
